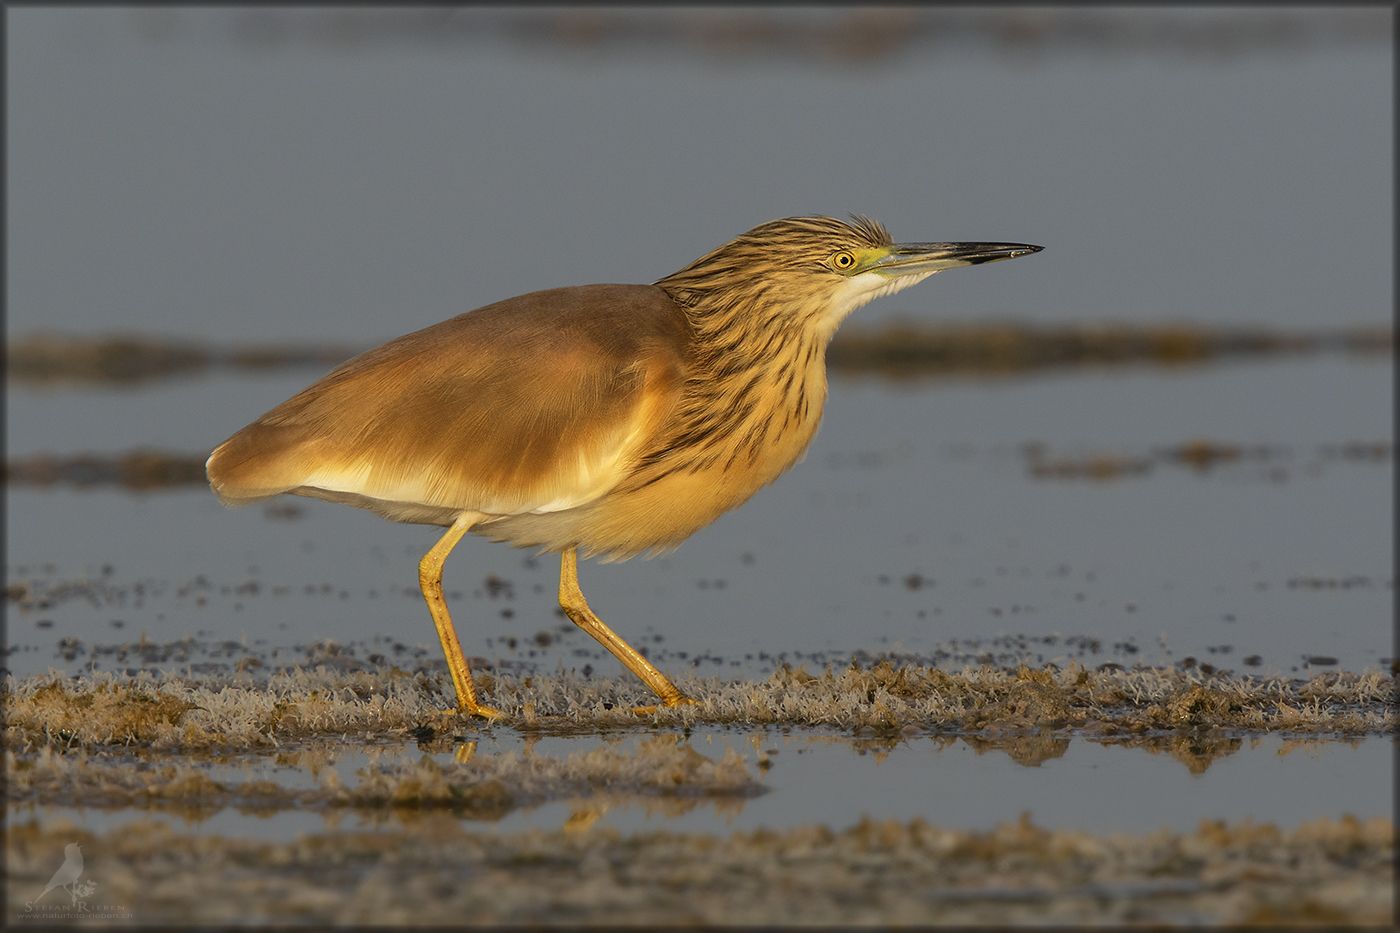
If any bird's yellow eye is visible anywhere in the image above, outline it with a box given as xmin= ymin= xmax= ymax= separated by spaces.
xmin=830 ymin=251 xmax=857 ymax=271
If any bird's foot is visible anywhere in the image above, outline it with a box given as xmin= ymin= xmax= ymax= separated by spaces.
xmin=435 ymin=702 xmax=508 ymax=722
xmin=630 ymin=694 xmax=699 ymax=716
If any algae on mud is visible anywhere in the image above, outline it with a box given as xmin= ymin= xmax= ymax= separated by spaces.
xmin=5 ymin=661 xmax=1392 ymax=924
xmin=6 ymin=811 xmax=1391 ymax=924
xmin=4 ymin=660 xmax=1392 ymax=752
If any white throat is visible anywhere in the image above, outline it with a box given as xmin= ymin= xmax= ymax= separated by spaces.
xmin=818 ymin=270 xmax=938 ymax=337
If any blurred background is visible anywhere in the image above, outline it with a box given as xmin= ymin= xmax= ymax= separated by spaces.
xmin=6 ymin=7 xmax=1393 ymax=680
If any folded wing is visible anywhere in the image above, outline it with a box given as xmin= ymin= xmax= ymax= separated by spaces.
xmin=206 ymin=284 xmax=691 ymax=526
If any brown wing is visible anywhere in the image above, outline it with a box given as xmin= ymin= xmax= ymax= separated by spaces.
xmin=206 ymin=284 xmax=691 ymax=524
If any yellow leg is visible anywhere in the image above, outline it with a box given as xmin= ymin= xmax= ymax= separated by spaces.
xmin=419 ymin=512 xmax=505 ymax=720
xmin=558 ymin=547 xmax=695 ymax=714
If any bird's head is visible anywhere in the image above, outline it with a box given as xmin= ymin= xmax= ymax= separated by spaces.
xmin=657 ymin=215 xmax=1042 ymax=340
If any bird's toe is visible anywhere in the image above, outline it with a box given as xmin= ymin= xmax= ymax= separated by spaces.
xmin=630 ymin=694 xmax=699 ymax=715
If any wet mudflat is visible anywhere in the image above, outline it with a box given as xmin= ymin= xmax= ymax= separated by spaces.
xmin=5 ymin=662 xmax=1395 ymax=924
xmin=7 ymin=335 xmax=1393 ymax=925
xmin=9 ymin=809 xmax=1389 ymax=924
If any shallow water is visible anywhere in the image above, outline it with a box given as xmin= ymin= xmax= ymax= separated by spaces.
xmin=8 ymin=354 xmax=1392 ymax=678
xmin=12 ymin=729 xmax=1391 ymax=844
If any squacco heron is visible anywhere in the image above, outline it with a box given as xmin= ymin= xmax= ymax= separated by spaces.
xmin=207 ymin=216 xmax=1041 ymax=719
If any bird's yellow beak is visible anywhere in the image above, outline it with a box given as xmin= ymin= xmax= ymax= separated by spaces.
xmin=862 ymin=242 xmax=1043 ymax=278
